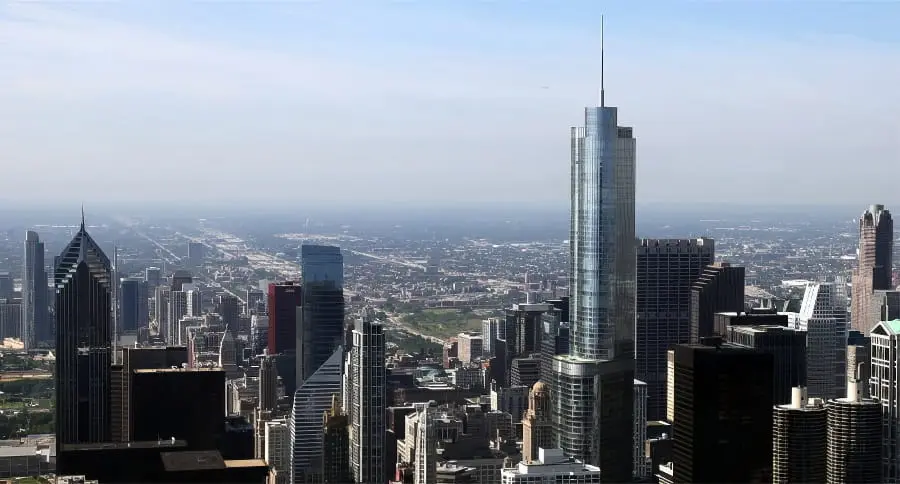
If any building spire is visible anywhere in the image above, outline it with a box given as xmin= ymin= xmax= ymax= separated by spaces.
xmin=600 ymin=14 xmax=605 ymax=107
xmin=80 ymin=205 xmax=85 ymax=231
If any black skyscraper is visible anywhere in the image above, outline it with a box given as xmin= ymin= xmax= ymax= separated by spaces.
xmin=672 ymin=341 xmax=774 ymax=483
xmin=55 ymin=216 xmax=113 ymax=470
xmin=690 ymin=263 xmax=745 ymax=341
xmin=725 ymin=324 xmax=807 ymax=405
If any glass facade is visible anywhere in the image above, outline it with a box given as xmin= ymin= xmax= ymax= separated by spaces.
xmin=570 ymin=106 xmax=635 ymax=362
xmin=301 ymin=244 xmax=344 ymax=288
xmin=555 ymin=104 xmax=635 ymax=482
xmin=54 ymin=221 xmax=113 ymax=454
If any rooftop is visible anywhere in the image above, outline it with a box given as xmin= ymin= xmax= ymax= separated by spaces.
xmin=134 ymin=367 xmax=224 ymax=373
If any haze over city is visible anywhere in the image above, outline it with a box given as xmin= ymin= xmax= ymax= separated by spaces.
xmin=2 ymin=1 xmax=899 ymax=208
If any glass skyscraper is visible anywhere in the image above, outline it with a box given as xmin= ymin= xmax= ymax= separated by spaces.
xmin=54 ymin=216 xmax=113 ymax=472
xmin=299 ymin=244 xmax=345 ymax=386
xmin=553 ymin=97 xmax=636 ymax=483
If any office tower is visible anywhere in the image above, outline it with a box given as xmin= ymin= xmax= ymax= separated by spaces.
xmin=0 ymin=272 xmax=12 ymax=300
xmin=23 ymin=230 xmax=49 ymax=348
xmin=725 ymin=325 xmax=807 ymax=405
xmin=183 ymin=283 xmax=202 ymax=317
xmin=268 ymin=282 xmax=302 ymax=394
xmin=119 ymin=277 xmax=148 ymax=333
xmin=690 ymin=262 xmax=745 ymax=341
xmin=671 ymin=342 xmax=774 ymax=483
xmin=131 ymin=367 xmax=225 ymax=450
xmin=154 ymin=285 xmax=170 ymax=339
xmin=322 ymin=395 xmax=351 ymax=484
xmin=633 ymin=379 xmax=649 ymax=480
xmin=299 ymin=245 xmax=345 ymax=388
xmin=539 ymin=298 xmax=569 ymax=384
xmin=482 ymin=317 xmax=500 ymax=357
xmin=291 ymin=346 xmax=342 ymax=482
xmin=264 ymin=418 xmax=291 ymax=484
xmin=852 ymin=204 xmax=893 ymax=334
xmin=349 ymin=314 xmax=386 ymax=483
xmin=114 ymin=346 xmax=188 ymax=441
xmin=170 ymin=269 xmax=192 ymax=292
xmin=511 ymin=355 xmax=541 ymax=388
xmin=870 ymin=319 xmax=900 ymax=481
xmin=552 ymin=52 xmax=636 ymax=482
xmin=167 ymin=290 xmax=188 ymax=344
xmin=216 ymin=294 xmax=239 ymax=333
xmin=144 ymin=266 xmax=161 ymax=289
xmin=505 ymin=303 xmax=552 ymax=356
xmin=412 ymin=402 xmax=436 ymax=484
xmin=873 ymin=288 xmax=900 ymax=318
xmin=501 ymin=448 xmax=602 ymax=483
xmin=0 ymin=298 xmax=21 ymax=340
xmin=772 ymin=387 xmax=827 ymax=483
xmin=251 ymin=313 xmax=268 ymax=355
xmin=54 ymin=217 xmax=113 ymax=464
xmin=827 ymin=367 xmax=882 ymax=484
xmin=457 ymin=332 xmax=483 ymax=364
xmin=259 ymin=353 xmax=278 ymax=412
xmin=796 ymin=282 xmax=847 ymax=400
xmin=636 ymin=238 xmax=714 ymax=421
xmin=188 ymin=241 xmax=206 ymax=267
xmin=522 ymin=382 xmax=552 ymax=463
xmin=846 ymin=343 xmax=870 ymax=398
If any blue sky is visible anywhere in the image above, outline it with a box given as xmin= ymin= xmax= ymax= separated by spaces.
xmin=1 ymin=1 xmax=898 ymax=208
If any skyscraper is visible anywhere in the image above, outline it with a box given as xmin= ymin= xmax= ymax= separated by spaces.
xmin=869 ymin=319 xmax=900 ymax=481
xmin=299 ymin=245 xmax=345 ymax=387
xmin=671 ymin=342 xmax=774 ymax=483
xmin=636 ymin=238 xmax=714 ymax=420
xmin=269 ymin=281 xmax=302 ymax=396
xmin=291 ymin=346 xmax=343 ymax=482
xmin=795 ymin=282 xmax=847 ymax=400
xmin=322 ymin=395 xmax=351 ymax=484
xmin=772 ymin=388 xmax=827 ymax=483
xmin=216 ymin=294 xmax=239 ymax=333
xmin=552 ymin=27 xmax=636 ymax=481
xmin=522 ymin=381 xmax=552 ymax=464
xmin=349 ymin=312 xmax=386 ymax=483
xmin=852 ymin=204 xmax=893 ymax=334
xmin=690 ymin=262 xmax=745 ymax=341
xmin=120 ymin=277 xmax=148 ymax=333
xmin=826 ymin=368 xmax=881 ymax=484
xmin=259 ymin=353 xmax=278 ymax=412
xmin=54 ymin=216 xmax=113 ymax=464
xmin=23 ymin=230 xmax=49 ymax=348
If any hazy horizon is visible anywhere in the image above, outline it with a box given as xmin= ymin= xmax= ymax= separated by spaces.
xmin=2 ymin=1 xmax=899 ymax=206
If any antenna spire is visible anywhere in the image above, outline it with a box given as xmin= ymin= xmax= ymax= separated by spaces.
xmin=600 ymin=14 xmax=605 ymax=107
xmin=80 ymin=205 xmax=85 ymax=230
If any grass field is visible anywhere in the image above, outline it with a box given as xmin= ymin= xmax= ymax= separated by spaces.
xmin=402 ymin=308 xmax=486 ymax=340
xmin=0 ymin=398 xmax=53 ymax=410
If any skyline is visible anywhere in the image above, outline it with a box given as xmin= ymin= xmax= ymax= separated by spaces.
xmin=2 ymin=1 xmax=899 ymax=206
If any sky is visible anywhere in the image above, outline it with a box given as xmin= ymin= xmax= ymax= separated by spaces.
xmin=1 ymin=1 xmax=899 ymax=210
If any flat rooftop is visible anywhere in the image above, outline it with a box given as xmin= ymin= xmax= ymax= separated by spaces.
xmin=134 ymin=367 xmax=224 ymax=374
xmin=61 ymin=439 xmax=188 ymax=451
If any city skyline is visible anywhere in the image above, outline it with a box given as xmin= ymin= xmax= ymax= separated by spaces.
xmin=2 ymin=1 xmax=899 ymax=206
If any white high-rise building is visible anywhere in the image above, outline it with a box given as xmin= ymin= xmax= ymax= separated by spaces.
xmin=291 ymin=346 xmax=342 ymax=483
xmin=501 ymin=447 xmax=601 ymax=483
xmin=265 ymin=418 xmax=291 ymax=483
xmin=633 ymin=379 xmax=649 ymax=480
xmin=870 ymin=320 xmax=900 ymax=482
xmin=183 ymin=283 xmax=202 ymax=317
xmin=793 ymin=282 xmax=847 ymax=400
xmin=413 ymin=402 xmax=436 ymax=484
